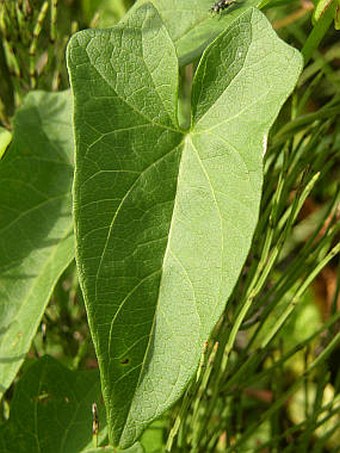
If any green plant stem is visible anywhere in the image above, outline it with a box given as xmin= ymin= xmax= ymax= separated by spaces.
xmin=273 ymin=102 xmax=340 ymax=146
xmin=260 ymin=242 xmax=340 ymax=348
xmin=29 ymin=1 xmax=49 ymax=88
xmin=231 ymin=330 xmax=340 ymax=451
xmin=301 ymin=0 xmax=337 ymax=65
xmin=224 ymin=309 xmax=340 ymax=394
xmin=50 ymin=0 xmax=58 ymax=42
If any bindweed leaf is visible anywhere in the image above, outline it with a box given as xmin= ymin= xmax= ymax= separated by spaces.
xmin=0 ymin=356 xmax=104 ymax=452
xmin=67 ymin=4 xmax=302 ymax=447
xmin=0 ymin=91 xmax=74 ymax=398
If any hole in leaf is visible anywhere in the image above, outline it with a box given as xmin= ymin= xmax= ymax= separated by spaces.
xmin=120 ymin=358 xmax=130 ymax=365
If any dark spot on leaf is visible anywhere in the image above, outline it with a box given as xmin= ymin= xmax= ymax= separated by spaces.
xmin=120 ymin=358 xmax=130 ymax=365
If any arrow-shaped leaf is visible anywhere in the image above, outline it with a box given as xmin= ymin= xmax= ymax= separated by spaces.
xmin=67 ymin=4 xmax=302 ymax=448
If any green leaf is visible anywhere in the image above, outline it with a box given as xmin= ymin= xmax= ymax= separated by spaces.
xmin=313 ymin=0 xmax=334 ymax=23
xmin=0 ymin=91 xmax=74 ymax=398
xmin=128 ymin=0 xmax=262 ymax=64
xmin=81 ymin=450 xmax=115 ymax=453
xmin=83 ymin=443 xmax=144 ymax=453
xmin=302 ymin=0 xmax=337 ymax=64
xmin=140 ymin=420 xmax=164 ymax=453
xmin=0 ymin=356 xmax=104 ymax=453
xmin=67 ymin=4 xmax=302 ymax=447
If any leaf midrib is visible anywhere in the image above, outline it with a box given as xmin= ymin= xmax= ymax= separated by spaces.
xmin=93 ymin=142 xmax=182 ymax=302
xmin=110 ymin=132 xmax=185 ymax=441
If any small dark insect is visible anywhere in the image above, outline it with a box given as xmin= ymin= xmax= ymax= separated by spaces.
xmin=210 ymin=0 xmax=236 ymax=13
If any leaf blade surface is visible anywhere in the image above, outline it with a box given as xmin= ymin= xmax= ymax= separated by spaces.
xmin=0 ymin=91 xmax=74 ymax=398
xmin=129 ymin=0 xmax=262 ymax=64
xmin=68 ymin=4 xmax=183 ymax=446
xmin=68 ymin=4 xmax=302 ymax=448
xmin=0 ymin=356 xmax=104 ymax=453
